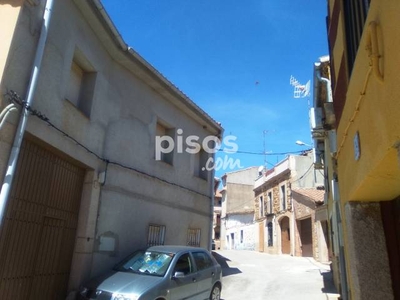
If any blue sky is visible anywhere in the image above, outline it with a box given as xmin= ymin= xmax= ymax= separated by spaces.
xmin=101 ymin=0 xmax=328 ymax=178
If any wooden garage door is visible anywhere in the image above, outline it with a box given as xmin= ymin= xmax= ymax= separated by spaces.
xmin=281 ymin=217 xmax=290 ymax=254
xmin=0 ymin=139 xmax=85 ymax=300
xmin=300 ymin=218 xmax=313 ymax=257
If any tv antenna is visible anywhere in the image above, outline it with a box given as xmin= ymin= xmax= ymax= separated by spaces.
xmin=290 ymin=75 xmax=311 ymax=105
xmin=263 ymin=130 xmax=274 ymax=169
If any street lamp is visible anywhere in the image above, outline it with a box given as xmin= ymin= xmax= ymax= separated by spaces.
xmin=295 ymin=140 xmax=312 ymax=147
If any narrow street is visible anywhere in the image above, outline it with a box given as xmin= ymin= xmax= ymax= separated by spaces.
xmin=213 ymin=250 xmax=337 ymax=300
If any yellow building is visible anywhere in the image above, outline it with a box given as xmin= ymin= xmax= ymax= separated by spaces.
xmin=325 ymin=0 xmax=400 ymax=299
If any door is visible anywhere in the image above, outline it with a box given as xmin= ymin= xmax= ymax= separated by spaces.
xmin=280 ymin=217 xmax=290 ymax=254
xmin=381 ymin=197 xmax=400 ymax=299
xmin=192 ymin=251 xmax=215 ymax=299
xmin=169 ymin=253 xmax=198 ymax=299
xmin=259 ymin=221 xmax=264 ymax=252
xmin=0 ymin=139 xmax=85 ymax=300
xmin=300 ymin=218 xmax=313 ymax=257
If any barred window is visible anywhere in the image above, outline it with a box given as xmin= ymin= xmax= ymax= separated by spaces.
xmin=187 ymin=228 xmax=201 ymax=247
xmin=343 ymin=0 xmax=371 ymax=75
xmin=147 ymin=224 xmax=166 ymax=247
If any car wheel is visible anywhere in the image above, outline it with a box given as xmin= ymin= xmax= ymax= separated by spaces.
xmin=210 ymin=284 xmax=221 ymax=300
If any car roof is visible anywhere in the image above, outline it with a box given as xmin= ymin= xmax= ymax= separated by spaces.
xmin=147 ymin=245 xmax=208 ymax=254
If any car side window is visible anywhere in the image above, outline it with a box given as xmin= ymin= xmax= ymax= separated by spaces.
xmin=192 ymin=251 xmax=213 ymax=271
xmin=173 ymin=253 xmax=193 ymax=275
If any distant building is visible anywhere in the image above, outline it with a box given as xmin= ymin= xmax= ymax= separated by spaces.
xmin=213 ymin=178 xmax=222 ymax=250
xmin=254 ymin=151 xmax=327 ymax=260
xmin=220 ymin=167 xmax=259 ymax=250
xmin=292 ymin=188 xmax=329 ymax=262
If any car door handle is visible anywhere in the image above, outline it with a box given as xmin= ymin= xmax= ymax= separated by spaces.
xmin=192 ymin=278 xmax=197 ymax=282
xmin=211 ymin=272 xmax=215 ymax=276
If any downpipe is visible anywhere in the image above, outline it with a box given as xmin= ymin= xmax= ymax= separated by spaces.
xmin=0 ymin=0 xmax=54 ymax=228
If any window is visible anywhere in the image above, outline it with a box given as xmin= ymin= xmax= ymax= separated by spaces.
xmin=259 ymin=196 xmax=264 ymax=218
xmin=268 ymin=222 xmax=273 ymax=247
xmin=66 ymin=48 xmax=96 ymax=117
xmin=147 ymin=224 xmax=166 ymax=247
xmin=240 ymin=230 xmax=243 ymax=244
xmin=267 ymin=191 xmax=273 ymax=214
xmin=187 ymin=228 xmax=201 ymax=247
xmin=280 ymin=184 xmax=286 ymax=211
xmin=155 ymin=122 xmax=175 ymax=165
xmin=116 ymin=250 xmax=173 ymax=276
xmin=192 ymin=251 xmax=213 ymax=271
xmin=343 ymin=0 xmax=371 ymax=75
xmin=194 ymin=149 xmax=209 ymax=180
xmin=173 ymin=253 xmax=193 ymax=275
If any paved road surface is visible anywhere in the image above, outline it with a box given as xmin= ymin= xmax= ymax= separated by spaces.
xmin=212 ymin=250 xmax=337 ymax=300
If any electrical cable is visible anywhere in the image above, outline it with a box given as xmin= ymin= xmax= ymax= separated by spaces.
xmin=5 ymin=90 xmax=210 ymax=198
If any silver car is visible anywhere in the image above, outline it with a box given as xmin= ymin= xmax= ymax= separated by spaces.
xmin=77 ymin=245 xmax=222 ymax=300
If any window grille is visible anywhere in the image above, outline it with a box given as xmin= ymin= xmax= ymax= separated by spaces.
xmin=147 ymin=224 xmax=166 ymax=246
xmin=187 ymin=228 xmax=201 ymax=247
xmin=343 ymin=0 xmax=371 ymax=75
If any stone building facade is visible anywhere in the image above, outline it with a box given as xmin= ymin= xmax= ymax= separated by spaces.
xmin=254 ymin=152 xmax=326 ymax=258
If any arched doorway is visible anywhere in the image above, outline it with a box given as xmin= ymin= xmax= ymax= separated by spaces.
xmin=280 ymin=216 xmax=290 ymax=254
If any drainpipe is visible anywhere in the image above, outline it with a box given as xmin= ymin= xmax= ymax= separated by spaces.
xmin=0 ymin=0 xmax=55 ymax=228
xmin=315 ymin=64 xmax=333 ymax=103
xmin=209 ymin=174 xmax=215 ymax=252
xmin=314 ymin=61 xmax=349 ymax=300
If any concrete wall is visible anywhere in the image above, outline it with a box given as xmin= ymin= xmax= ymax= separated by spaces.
xmin=224 ymin=214 xmax=255 ymax=250
xmin=0 ymin=0 xmax=221 ymax=295
xmin=220 ymin=167 xmax=258 ymax=249
xmin=225 ymin=166 xmax=259 ymax=185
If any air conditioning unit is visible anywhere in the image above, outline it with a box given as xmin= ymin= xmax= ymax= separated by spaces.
xmin=324 ymin=102 xmax=336 ymax=126
xmin=328 ymin=130 xmax=337 ymax=156
xmin=313 ymin=148 xmax=324 ymax=169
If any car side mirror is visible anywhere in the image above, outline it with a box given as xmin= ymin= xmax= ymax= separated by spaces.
xmin=173 ymin=271 xmax=185 ymax=279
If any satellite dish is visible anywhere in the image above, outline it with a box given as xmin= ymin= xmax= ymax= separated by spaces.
xmin=258 ymin=165 xmax=265 ymax=176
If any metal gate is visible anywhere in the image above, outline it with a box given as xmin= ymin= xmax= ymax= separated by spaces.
xmin=0 ymin=139 xmax=85 ymax=300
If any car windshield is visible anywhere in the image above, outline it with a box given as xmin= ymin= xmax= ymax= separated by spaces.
xmin=114 ymin=250 xmax=174 ymax=277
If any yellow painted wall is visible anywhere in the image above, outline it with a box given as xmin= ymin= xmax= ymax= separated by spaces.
xmin=0 ymin=1 xmax=24 ymax=91
xmin=336 ymin=1 xmax=400 ymax=203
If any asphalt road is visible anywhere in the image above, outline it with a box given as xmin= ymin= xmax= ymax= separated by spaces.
xmin=212 ymin=250 xmax=336 ymax=300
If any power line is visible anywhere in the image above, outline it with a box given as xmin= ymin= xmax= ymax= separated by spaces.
xmin=218 ymin=149 xmax=310 ymax=156
xmin=5 ymin=90 xmax=211 ymax=199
